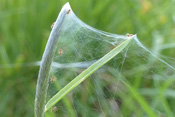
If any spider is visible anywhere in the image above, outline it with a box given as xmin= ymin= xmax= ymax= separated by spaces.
xmin=52 ymin=106 xmax=58 ymax=112
xmin=126 ymin=33 xmax=134 ymax=37
xmin=67 ymin=9 xmax=71 ymax=14
xmin=51 ymin=22 xmax=55 ymax=29
xmin=50 ymin=76 xmax=56 ymax=83
xmin=58 ymin=49 xmax=64 ymax=56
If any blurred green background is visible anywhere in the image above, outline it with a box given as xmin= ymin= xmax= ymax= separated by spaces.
xmin=0 ymin=0 xmax=175 ymax=116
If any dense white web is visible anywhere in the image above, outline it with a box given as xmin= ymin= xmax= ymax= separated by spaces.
xmin=46 ymin=4 xmax=175 ymax=117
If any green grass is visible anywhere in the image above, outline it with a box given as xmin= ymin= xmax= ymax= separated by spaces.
xmin=0 ymin=0 xmax=175 ymax=116
xmin=45 ymin=36 xmax=133 ymax=112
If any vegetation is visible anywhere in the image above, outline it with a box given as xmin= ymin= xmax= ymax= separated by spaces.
xmin=0 ymin=0 xmax=174 ymax=116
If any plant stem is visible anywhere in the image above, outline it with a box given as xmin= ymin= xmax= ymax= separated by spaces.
xmin=35 ymin=3 xmax=71 ymax=117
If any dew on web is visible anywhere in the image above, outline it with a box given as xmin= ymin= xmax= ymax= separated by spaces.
xmin=46 ymin=3 xmax=175 ymax=116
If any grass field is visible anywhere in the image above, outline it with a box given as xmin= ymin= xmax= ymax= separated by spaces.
xmin=0 ymin=0 xmax=175 ymax=116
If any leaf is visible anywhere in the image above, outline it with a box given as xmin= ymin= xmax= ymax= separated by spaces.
xmin=45 ymin=36 xmax=133 ymax=112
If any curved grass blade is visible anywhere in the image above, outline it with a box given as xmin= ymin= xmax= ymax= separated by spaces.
xmin=45 ymin=36 xmax=134 ymax=112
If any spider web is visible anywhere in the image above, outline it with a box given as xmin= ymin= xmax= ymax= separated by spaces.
xmin=46 ymin=4 xmax=175 ymax=117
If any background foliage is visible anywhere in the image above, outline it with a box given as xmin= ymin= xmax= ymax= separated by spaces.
xmin=0 ymin=0 xmax=174 ymax=116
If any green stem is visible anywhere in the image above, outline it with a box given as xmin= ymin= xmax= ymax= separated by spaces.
xmin=35 ymin=3 xmax=71 ymax=117
xmin=45 ymin=36 xmax=133 ymax=112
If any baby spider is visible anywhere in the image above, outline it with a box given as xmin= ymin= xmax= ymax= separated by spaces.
xmin=50 ymin=76 xmax=56 ymax=83
xmin=51 ymin=22 xmax=55 ymax=29
xmin=52 ymin=106 xmax=58 ymax=112
xmin=58 ymin=49 xmax=64 ymax=56
xmin=126 ymin=33 xmax=134 ymax=37
xmin=67 ymin=9 xmax=71 ymax=14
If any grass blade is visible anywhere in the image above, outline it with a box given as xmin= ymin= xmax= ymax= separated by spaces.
xmin=45 ymin=36 xmax=134 ymax=112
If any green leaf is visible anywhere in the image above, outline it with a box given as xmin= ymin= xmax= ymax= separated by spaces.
xmin=45 ymin=36 xmax=133 ymax=112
